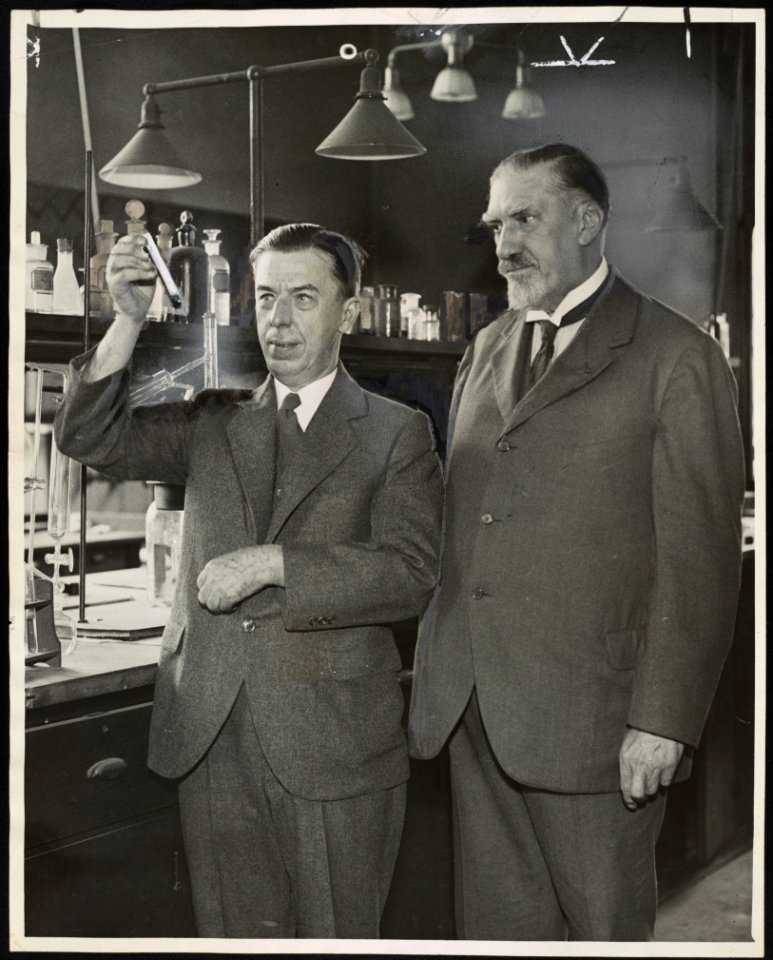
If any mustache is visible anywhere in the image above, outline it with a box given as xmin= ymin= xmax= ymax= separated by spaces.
xmin=498 ymin=256 xmax=538 ymax=273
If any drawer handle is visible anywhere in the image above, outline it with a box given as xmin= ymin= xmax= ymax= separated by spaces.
xmin=87 ymin=757 xmax=128 ymax=780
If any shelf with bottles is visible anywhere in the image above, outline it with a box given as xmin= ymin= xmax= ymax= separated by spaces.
xmin=25 ymin=311 xmax=469 ymax=366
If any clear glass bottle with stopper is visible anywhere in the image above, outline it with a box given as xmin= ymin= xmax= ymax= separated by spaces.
xmin=202 ymin=229 xmax=231 ymax=326
xmin=52 ymin=238 xmax=83 ymax=315
xmin=26 ymin=232 xmax=54 ymax=313
xmin=169 ymin=210 xmax=210 ymax=324
xmin=88 ymin=219 xmax=118 ymax=319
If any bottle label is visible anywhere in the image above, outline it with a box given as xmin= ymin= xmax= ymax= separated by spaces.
xmin=31 ymin=269 xmax=53 ymax=292
xmin=212 ymin=271 xmax=230 ymax=293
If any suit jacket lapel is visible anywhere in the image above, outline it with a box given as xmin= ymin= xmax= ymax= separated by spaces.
xmin=266 ymin=364 xmax=366 ymax=543
xmin=489 ymin=310 xmax=532 ymax=424
xmin=502 ymin=274 xmax=641 ymax=436
xmin=226 ymin=376 xmax=277 ymax=540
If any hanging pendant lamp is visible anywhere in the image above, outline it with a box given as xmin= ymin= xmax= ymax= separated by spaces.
xmin=430 ymin=29 xmax=477 ymax=102
xmin=645 ymin=158 xmax=722 ymax=231
xmin=99 ymin=96 xmax=202 ymax=189
xmin=502 ymin=50 xmax=546 ymax=119
xmin=316 ymin=53 xmax=426 ymax=160
xmin=382 ymin=65 xmax=415 ymax=122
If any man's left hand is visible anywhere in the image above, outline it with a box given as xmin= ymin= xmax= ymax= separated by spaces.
xmin=619 ymin=727 xmax=685 ymax=810
xmin=196 ymin=545 xmax=285 ymax=613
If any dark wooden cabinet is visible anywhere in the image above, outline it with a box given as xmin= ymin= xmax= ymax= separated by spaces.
xmin=25 ymin=690 xmax=196 ymax=938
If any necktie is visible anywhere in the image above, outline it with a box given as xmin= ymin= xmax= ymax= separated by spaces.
xmin=527 ymin=320 xmax=559 ymax=389
xmin=275 ymin=392 xmax=303 ymax=479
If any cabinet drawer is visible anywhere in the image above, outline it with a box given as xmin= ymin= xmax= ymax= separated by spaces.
xmin=26 ymin=702 xmax=176 ymax=849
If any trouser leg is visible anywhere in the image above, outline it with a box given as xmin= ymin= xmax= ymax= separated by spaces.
xmin=449 ymin=692 xmax=567 ymax=940
xmin=273 ymin=778 xmax=406 ymax=938
xmin=522 ymin=785 xmax=666 ymax=941
xmin=177 ymin=683 xmax=407 ymax=939
xmin=449 ymin=689 xmax=667 ymax=941
xmin=177 ymin=686 xmax=294 ymax=938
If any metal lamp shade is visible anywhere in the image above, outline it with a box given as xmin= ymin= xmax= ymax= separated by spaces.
xmin=430 ymin=66 xmax=477 ymax=102
xmin=502 ymin=65 xmax=545 ymax=119
xmin=502 ymin=86 xmax=546 ymax=119
xmin=316 ymin=64 xmax=426 ymax=160
xmin=99 ymin=97 xmax=202 ymax=189
xmin=645 ymin=163 xmax=722 ymax=232
xmin=382 ymin=67 xmax=415 ymax=121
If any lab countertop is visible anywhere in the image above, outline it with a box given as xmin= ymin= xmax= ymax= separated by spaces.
xmin=24 ymin=569 xmax=168 ymax=711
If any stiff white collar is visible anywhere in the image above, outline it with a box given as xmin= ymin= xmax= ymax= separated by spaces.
xmin=525 ymin=256 xmax=609 ymax=326
xmin=273 ymin=368 xmax=338 ymax=432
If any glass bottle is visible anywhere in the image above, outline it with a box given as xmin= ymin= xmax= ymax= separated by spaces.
xmin=52 ymin=239 xmax=83 ymax=315
xmin=169 ymin=211 xmax=210 ymax=323
xmin=25 ymin=231 xmax=54 ymax=313
xmin=202 ymin=229 xmax=231 ymax=326
xmin=376 ymin=284 xmax=399 ymax=337
xmin=124 ymin=198 xmax=147 ymax=236
xmin=89 ymin=219 xmax=118 ymax=319
xmin=146 ymin=223 xmax=174 ymax=322
xmin=400 ymin=292 xmax=423 ymax=340
xmin=358 ymin=286 xmax=375 ymax=334
xmin=423 ymin=304 xmax=441 ymax=342
xmin=145 ymin=483 xmax=185 ymax=607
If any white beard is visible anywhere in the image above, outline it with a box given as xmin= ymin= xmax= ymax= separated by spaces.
xmin=506 ymin=270 xmax=548 ymax=312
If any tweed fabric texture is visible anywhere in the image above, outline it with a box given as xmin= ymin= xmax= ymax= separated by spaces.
xmin=409 ymin=271 xmax=745 ymax=793
xmin=56 ymin=361 xmax=443 ymax=799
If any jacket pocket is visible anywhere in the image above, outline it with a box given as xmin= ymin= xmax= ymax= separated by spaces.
xmin=160 ymin=619 xmax=185 ymax=656
xmin=604 ymin=628 xmax=642 ymax=671
xmin=326 ymin=640 xmax=401 ymax=681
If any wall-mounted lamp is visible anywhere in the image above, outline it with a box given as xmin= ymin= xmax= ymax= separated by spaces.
xmin=430 ymin=29 xmax=477 ymax=102
xmin=501 ymin=49 xmax=546 ymax=120
xmin=99 ymin=45 xmax=424 ymax=246
xmin=383 ymin=28 xmax=545 ymax=122
xmin=645 ymin=156 xmax=722 ymax=232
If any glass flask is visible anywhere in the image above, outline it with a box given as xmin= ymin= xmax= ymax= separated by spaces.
xmin=146 ymin=483 xmax=185 ymax=607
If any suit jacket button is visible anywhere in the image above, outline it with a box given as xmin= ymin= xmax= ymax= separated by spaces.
xmin=309 ymin=617 xmax=318 ymax=627
xmin=497 ymin=439 xmax=510 ymax=452
xmin=329 ymin=616 xmax=337 ymax=625
xmin=471 ymin=587 xmax=485 ymax=600
xmin=242 ymin=618 xmax=256 ymax=633
xmin=481 ymin=513 xmax=494 ymax=524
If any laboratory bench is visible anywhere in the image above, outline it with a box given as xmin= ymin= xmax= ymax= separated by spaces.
xmin=22 ymin=552 xmax=755 ymax=939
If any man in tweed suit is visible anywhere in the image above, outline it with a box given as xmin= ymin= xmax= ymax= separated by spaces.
xmin=409 ymin=144 xmax=745 ymax=940
xmin=55 ymin=223 xmax=442 ymax=938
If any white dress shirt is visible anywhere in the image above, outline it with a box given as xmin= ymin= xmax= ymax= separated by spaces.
xmin=525 ymin=257 xmax=610 ymax=363
xmin=273 ymin=369 xmax=337 ymax=432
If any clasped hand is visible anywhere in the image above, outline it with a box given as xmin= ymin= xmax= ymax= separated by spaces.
xmin=619 ymin=727 xmax=685 ymax=810
xmin=197 ymin=545 xmax=285 ymax=613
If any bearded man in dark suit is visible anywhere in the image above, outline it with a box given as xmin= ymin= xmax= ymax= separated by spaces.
xmin=55 ymin=223 xmax=442 ymax=939
xmin=409 ymin=144 xmax=745 ymax=941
